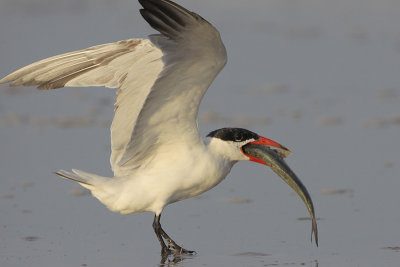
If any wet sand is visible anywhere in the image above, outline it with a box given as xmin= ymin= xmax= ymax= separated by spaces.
xmin=1 ymin=0 xmax=400 ymax=266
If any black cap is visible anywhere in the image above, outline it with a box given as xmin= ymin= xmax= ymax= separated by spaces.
xmin=207 ymin=128 xmax=259 ymax=142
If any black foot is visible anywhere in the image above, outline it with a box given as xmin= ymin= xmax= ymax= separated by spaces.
xmin=168 ymin=243 xmax=196 ymax=255
xmin=161 ymin=243 xmax=196 ymax=256
xmin=153 ymin=214 xmax=196 ymax=257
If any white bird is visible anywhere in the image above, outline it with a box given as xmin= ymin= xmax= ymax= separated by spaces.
xmin=0 ymin=0 xmax=317 ymax=255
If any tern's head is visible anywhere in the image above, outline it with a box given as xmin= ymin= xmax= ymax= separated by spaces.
xmin=206 ymin=127 xmax=318 ymax=246
xmin=206 ymin=127 xmax=290 ymax=163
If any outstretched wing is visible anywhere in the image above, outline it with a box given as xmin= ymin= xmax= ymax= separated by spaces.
xmin=0 ymin=0 xmax=227 ymax=175
xmin=0 ymin=38 xmax=163 ymax=175
xmin=118 ymin=0 xmax=227 ymax=168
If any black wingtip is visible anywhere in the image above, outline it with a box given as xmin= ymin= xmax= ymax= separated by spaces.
xmin=138 ymin=0 xmax=199 ymax=39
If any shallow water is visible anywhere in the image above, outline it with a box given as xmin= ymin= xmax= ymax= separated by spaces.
xmin=1 ymin=0 xmax=400 ymax=266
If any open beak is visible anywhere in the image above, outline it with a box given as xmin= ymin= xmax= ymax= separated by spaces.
xmin=241 ymin=139 xmax=318 ymax=246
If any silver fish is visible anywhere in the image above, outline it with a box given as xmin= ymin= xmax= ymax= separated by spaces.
xmin=242 ymin=143 xmax=318 ymax=246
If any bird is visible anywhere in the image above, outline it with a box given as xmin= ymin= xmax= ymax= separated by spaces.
xmin=0 ymin=0 xmax=318 ymax=256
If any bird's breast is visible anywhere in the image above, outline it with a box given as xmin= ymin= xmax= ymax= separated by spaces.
xmin=162 ymin=151 xmax=233 ymax=204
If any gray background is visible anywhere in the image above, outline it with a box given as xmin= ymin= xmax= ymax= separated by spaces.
xmin=1 ymin=0 xmax=400 ymax=266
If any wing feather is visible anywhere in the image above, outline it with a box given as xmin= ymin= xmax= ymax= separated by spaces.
xmin=119 ymin=0 xmax=227 ymax=167
xmin=0 ymin=38 xmax=163 ymax=175
xmin=0 ymin=0 xmax=227 ymax=175
xmin=0 ymin=39 xmax=152 ymax=89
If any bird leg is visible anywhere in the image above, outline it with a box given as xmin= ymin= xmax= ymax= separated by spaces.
xmin=152 ymin=214 xmax=195 ymax=255
xmin=152 ymin=214 xmax=170 ymax=256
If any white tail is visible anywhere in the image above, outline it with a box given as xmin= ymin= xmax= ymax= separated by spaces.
xmin=55 ymin=169 xmax=122 ymax=213
xmin=54 ymin=169 xmax=107 ymax=190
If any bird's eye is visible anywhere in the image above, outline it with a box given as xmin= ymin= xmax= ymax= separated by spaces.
xmin=234 ymin=132 xmax=243 ymax=142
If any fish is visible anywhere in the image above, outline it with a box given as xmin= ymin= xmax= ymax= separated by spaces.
xmin=242 ymin=143 xmax=318 ymax=246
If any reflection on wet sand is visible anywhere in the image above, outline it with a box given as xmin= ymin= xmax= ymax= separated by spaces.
xmin=159 ymin=252 xmax=196 ymax=267
xmin=158 ymin=252 xmax=319 ymax=267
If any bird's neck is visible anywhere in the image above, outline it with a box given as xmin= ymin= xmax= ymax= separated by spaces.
xmin=205 ymin=137 xmax=237 ymax=168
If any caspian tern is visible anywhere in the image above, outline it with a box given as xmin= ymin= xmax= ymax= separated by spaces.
xmin=0 ymin=0 xmax=318 ymax=255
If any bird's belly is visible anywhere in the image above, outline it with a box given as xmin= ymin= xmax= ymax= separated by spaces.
xmin=104 ymin=171 xmax=226 ymax=215
xmin=99 ymin=151 xmax=233 ymax=215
